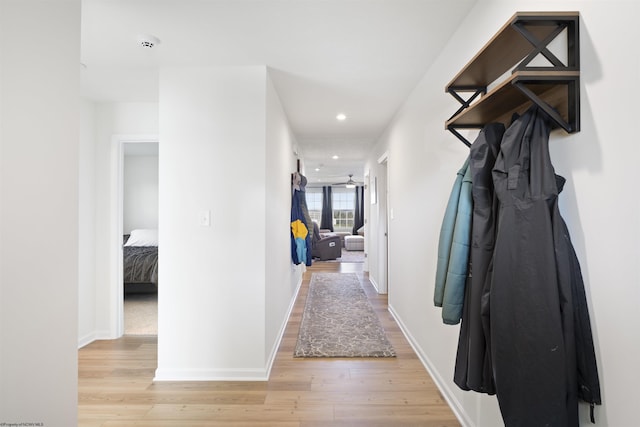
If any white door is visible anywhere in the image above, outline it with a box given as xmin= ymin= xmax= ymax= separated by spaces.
xmin=377 ymin=156 xmax=389 ymax=294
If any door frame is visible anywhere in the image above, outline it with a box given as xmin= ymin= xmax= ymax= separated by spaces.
xmin=376 ymin=151 xmax=389 ymax=294
xmin=109 ymin=134 xmax=159 ymax=338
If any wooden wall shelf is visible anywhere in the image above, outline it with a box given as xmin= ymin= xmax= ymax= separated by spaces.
xmin=446 ymin=12 xmax=580 ymax=146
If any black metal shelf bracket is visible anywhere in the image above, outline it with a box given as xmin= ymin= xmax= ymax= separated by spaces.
xmin=513 ymin=15 xmax=580 ymax=72
xmin=447 ymin=124 xmax=482 ymax=147
xmin=446 ymin=86 xmax=486 ymax=147
xmin=512 ymin=77 xmax=580 ymax=133
xmin=447 ymin=87 xmax=486 ymax=120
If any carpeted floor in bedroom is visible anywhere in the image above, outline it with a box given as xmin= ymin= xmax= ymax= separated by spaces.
xmin=124 ymin=292 xmax=158 ymax=335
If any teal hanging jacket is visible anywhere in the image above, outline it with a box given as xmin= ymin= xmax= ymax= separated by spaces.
xmin=434 ymin=157 xmax=472 ymax=325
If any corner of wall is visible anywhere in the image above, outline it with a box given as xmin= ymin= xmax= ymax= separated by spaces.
xmin=388 ymin=304 xmax=474 ymax=426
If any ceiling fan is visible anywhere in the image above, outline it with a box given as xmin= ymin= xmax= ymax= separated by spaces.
xmin=333 ymin=174 xmax=362 ymax=188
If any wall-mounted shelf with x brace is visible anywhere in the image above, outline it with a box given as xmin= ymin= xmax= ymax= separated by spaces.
xmin=445 ymin=12 xmax=580 ymax=147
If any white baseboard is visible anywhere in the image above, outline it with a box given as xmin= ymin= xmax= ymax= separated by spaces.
xmin=388 ymin=304 xmax=473 ymax=427
xmin=154 ymin=368 xmax=268 ymax=382
xmin=154 ymin=268 xmax=305 ymax=383
xmin=77 ymin=332 xmax=95 ymax=349
xmin=77 ymin=329 xmax=115 ymax=349
xmin=369 ymin=276 xmax=380 ymax=293
xmin=264 ymin=270 xmax=304 ymax=379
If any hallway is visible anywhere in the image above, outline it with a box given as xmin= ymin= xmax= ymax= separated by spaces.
xmin=78 ymin=261 xmax=460 ymax=426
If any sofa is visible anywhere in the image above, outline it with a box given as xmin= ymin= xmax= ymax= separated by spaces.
xmin=311 ymin=223 xmax=342 ymax=261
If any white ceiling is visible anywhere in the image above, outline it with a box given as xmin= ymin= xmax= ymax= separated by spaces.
xmin=81 ymin=0 xmax=477 ymax=184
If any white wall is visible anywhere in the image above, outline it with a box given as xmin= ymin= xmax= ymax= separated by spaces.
xmin=265 ymin=71 xmax=304 ymax=367
xmin=78 ymin=99 xmax=97 ymax=346
xmin=0 ymin=1 xmax=80 ymax=425
xmin=92 ymin=102 xmax=158 ymax=339
xmin=123 ymin=155 xmax=159 ymax=233
xmin=157 ymin=66 xmax=299 ymax=380
xmin=366 ymin=1 xmax=640 ymax=426
xmin=79 ymin=70 xmax=300 ymax=378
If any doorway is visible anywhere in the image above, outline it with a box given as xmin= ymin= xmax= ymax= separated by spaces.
xmin=122 ymin=142 xmax=159 ymax=335
xmin=110 ymin=135 xmax=159 ymax=338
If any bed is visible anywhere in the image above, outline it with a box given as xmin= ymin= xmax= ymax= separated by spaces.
xmin=123 ymin=229 xmax=158 ymax=291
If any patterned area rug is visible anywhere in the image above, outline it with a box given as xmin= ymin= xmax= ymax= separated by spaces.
xmin=294 ymin=272 xmax=396 ymax=358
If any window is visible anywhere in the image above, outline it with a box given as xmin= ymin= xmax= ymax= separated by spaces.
xmin=304 ymin=187 xmax=356 ymax=232
xmin=332 ymin=188 xmax=355 ymax=232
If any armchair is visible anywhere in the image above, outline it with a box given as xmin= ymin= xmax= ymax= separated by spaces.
xmin=311 ymin=222 xmax=342 ymax=261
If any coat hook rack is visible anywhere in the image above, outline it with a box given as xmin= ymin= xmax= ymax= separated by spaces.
xmin=445 ymin=12 xmax=580 ymax=147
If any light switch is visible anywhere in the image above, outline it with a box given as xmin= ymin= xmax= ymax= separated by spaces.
xmin=199 ymin=210 xmax=211 ymax=227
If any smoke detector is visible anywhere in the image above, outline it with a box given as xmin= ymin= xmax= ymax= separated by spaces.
xmin=137 ymin=34 xmax=161 ymax=49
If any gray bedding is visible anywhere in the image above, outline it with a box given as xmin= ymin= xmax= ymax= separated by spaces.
xmin=123 ymin=246 xmax=158 ymax=285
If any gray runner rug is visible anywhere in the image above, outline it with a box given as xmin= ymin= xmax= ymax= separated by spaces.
xmin=294 ymin=272 xmax=396 ymax=358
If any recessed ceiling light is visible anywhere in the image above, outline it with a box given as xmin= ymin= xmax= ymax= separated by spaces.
xmin=332 ymin=155 xmax=339 ymax=160
xmin=315 ymin=167 xmax=320 ymax=172
xmin=336 ymin=113 xmax=347 ymax=121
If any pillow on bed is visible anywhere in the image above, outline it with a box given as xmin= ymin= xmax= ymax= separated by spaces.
xmin=124 ymin=229 xmax=158 ymax=247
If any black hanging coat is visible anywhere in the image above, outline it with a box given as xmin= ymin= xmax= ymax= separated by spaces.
xmin=454 ymin=123 xmax=505 ymax=395
xmin=489 ymin=106 xmax=600 ymax=426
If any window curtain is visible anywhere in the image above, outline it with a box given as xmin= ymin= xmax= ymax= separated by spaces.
xmin=352 ymin=185 xmax=365 ymax=235
xmin=320 ymin=186 xmax=334 ymax=231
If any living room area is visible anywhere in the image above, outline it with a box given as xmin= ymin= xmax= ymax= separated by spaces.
xmin=308 ymin=185 xmax=365 ymax=263
xmin=313 ymin=222 xmax=365 ymax=263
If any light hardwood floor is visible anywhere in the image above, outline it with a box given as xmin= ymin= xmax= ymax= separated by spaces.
xmin=78 ymin=261 xmax=461 ymax=426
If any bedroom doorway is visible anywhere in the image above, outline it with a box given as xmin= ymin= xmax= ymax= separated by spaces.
xmin=111 ymin=135 xmax=159 ymax=338
xmin=122 ymin=142 xmax=159 ymax=335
